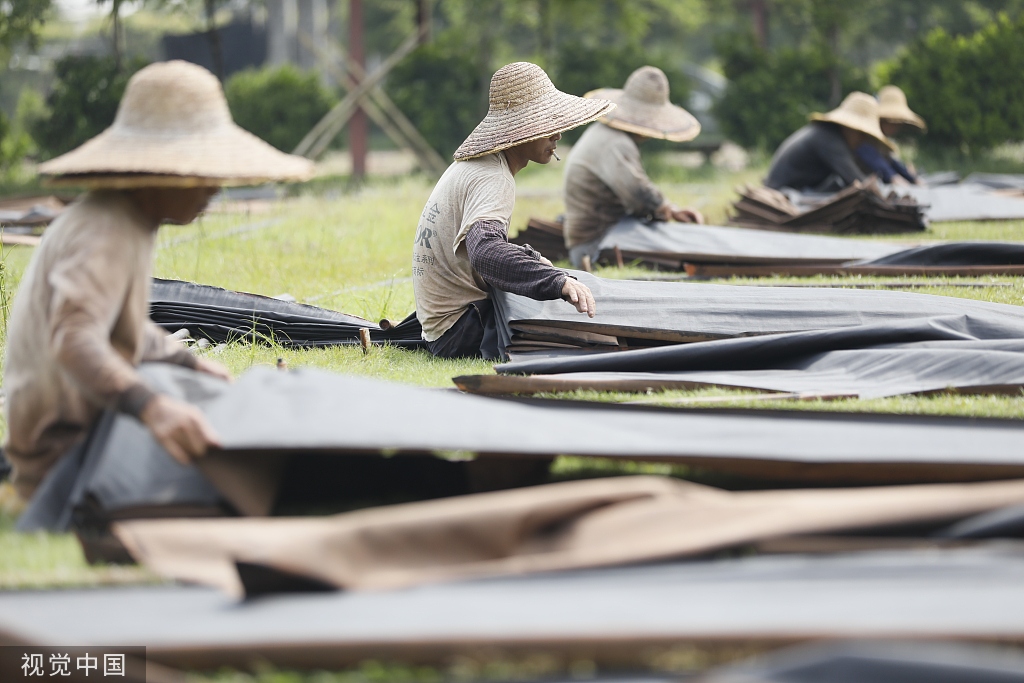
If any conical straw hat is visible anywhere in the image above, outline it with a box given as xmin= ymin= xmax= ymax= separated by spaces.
xmin=810 ymin=91 xmax=895 ymax=151
xmin=878 ymin=85 xmax=926 ymax=130
xmin=38 ymin=60 xmax=314 ymax=188
xmin=453 ymin=62 xmax=615 ymax=161
xmin=584 ymin=66 xmax=700 ymax=142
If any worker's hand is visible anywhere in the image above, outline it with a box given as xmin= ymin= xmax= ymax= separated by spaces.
xmin=672 ymin=207 xmax=704 ymax=224
xmin=195 ymin=357 xmax=232 ymax=382
xmin=141 ymin=395 xmax=222 ymax=466
xmin=654 ymin=202 xmax=674 ymax=222
xmin=891 ymin=175 xmax=910 ymax=186
xmin=561 ymin=277 xmax=596 ymax=318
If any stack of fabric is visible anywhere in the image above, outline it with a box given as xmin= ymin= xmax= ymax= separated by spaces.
xmin=730 ymin=181 xmax=927 ymax=234
xmin=150 ymin=278 xmax=424 ymax=348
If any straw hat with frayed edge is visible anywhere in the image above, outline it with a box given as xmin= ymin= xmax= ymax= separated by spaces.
xmin=877 ymin=85 xmax=926 ymax=131
xmin=38 ymin=60 xmax=314 ymax=188
xmin=453 ymin=62 xmax=615 ymax=161
xmin=810 ymin=91 xmax=896 ymax=152
xmin=585 ymin=66 xmax=700 ymax=142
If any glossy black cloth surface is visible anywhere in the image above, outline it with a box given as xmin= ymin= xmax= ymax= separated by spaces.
xmin=491 ymin=271 xmax=1024 ymax=355
xmin=150 ymin=278 xmax=424 ymax=348
xmin=496 ymin=316 xmax=1024 ymax=399
xmin=3 ymin=546 xmax=1024 ymax=661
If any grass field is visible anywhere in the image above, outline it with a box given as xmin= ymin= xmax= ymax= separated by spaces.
xmin=3 ymin=157 xmax=1024 ymax=679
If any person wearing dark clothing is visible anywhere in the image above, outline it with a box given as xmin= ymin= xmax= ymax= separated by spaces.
xmin=855 ymin=142 xmax=917 ymax=184
xmin=764 ymin=92 xmax=895 ymax=192
xmin=765 ymin=122 xmax=867 ymax=191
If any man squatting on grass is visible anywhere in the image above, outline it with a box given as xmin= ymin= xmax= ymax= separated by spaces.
xmin=413 ymin=62 xmax=615 ymax=359
xmin=2 ymin=61 xmax=312 ymax=501
xmin=563 ymin=66 xmax=704 ymax=269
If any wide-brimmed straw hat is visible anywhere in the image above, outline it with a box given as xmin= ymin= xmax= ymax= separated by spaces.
xmin=810 ymin=91 xmax=895 ymax=151
xmin=38 ymin=60 xmax=314 ymax=188
xmin=453 ymin=62 xmax=615 ymax=161
xmin=877 ymin=85 xmax=926 ymax=131
xmin=584 ymin=66 xmax=700 ymax=142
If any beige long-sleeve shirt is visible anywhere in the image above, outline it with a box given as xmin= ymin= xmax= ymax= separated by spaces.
xmin=3 ymin=190 xmax=195 ymax=498
xmin=563 ymin=123 xmax=665 ymax=248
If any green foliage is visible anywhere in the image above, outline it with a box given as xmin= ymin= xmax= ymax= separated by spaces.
xmin=385 ymin=35 xmax=486 ymax=159
xmin=0 ymin=0 xmax=51 ymax=50
xmin=29 ymin=55 xmax=148 ymax=161
xmin=884 ymin=14 xmax=1024 ymax=153
xmin=713 ymin=34 xmax=870 ymax=151
xmin=224 ymin=65 xmax=336 ymax=153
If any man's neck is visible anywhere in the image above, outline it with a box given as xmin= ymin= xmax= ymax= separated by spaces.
xmin=502 ymin=149 xmax=528 ymax=176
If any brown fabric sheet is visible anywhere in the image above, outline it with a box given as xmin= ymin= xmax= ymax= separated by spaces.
xmin=115 ymin=475 xmax=1024 ymax=597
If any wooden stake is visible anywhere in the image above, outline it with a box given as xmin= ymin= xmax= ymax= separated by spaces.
xmin=614 ymin=245 xmax=624 ymax=268
xmin=581 ymin=255 xmax=592 ymax=273
xmin=359 ymin=328 xmax=372 ymax=354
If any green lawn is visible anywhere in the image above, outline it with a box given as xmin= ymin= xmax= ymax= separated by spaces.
xmin=2 ymin=160 xmax=1024 ymax=678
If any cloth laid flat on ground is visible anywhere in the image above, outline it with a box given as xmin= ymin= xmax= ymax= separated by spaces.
xmin=729 ymin=182 xmax=927 ymax=234
xmin=458 ymin=315 xmax=1024 ymax=399
xmin=0 ymin=195 xmax=67 ymax=229
xmin=23 ymin=362 xmax=1024 ymax=540
xmin=113 ymin=475 xmax=1024 ymax=595
xmin=150 ymin=278 xmax=423 ymax=348
xmin=515 ymin=216 xmax=1024 ymax=276
xmin=4 ymin=546 xmax=1024 ymax=670
xmin=696 ymin=641 xmax=1024 ymax=683
xmin=490 ymin=270 xmax=1024 ymax=356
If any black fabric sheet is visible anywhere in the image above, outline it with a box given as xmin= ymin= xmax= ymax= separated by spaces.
xmin=595 ymin=218 xmax=903 ymax=265
xmin=495 ymin=316 xmax=1024 ymax=399
xmin=3 ymin=546 xmax=1024 ymax=668
xmin=491 ymin=270 xmax=1024 ymax=356
xmin=24 ymin=361 xmax=1024 ymax=533
xmin=150 ymin=278 xmax=423 ymax=348
xmin=702 ymin=641 xmax=1024 ymax=683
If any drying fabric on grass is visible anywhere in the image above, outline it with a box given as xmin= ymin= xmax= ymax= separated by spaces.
xmin=3 ymin=546 xmax=1024 ymax=670
xmin=150 ymin=278 xmax=423 ymax=348
xmin=491 ymin=271 xmax=1024 ymax=355
xmin=20 ymin=362 xmax=1024 ymax=538
xmin=113 ymin=476 xmax=1024 ymax=595
xmin=475 ymin=316 xmax=1024 ymax=399
xmin=517 ymin=217 xmax=1024 ymax=275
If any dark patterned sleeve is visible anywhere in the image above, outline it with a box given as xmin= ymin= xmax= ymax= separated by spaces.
xmin=466 ymin=220 xmax=567 ymax=300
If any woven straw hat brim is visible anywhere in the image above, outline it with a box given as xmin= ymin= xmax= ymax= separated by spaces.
xmin=38 ymin=123 xmax=314 ymax=187
xmin=453 ymin=91 xmax=615 ymax=161
xmin=810 ymin=110 xmax=896 ymax=152
xmin=879 ymin=108 xmax=927 ymax=131
xmin=585 ymin=87 xmax=700 ymax=142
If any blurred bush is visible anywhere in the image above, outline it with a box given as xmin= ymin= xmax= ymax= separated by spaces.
xmin=713 ymin=34 xmax=869 ymax=152
xmin=225 ymin=65 xmax=336 ymax=152
xmin=385 ymin=35 xmax=486 ymax=159
xmin=883 ymin=14 xmax=1024 ymax=154
xmin=30 ymin=56 xmax=149 ymax=160
xmin=0 ymin=89 xmax=46 ymax=179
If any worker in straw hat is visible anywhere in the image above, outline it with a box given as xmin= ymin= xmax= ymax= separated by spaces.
xmin=413 ymin=62 xmax=614 ymax=359
xmin=563 ymin=66 xmax=704 ymax=269
xmin=3 ymin=60 xmax=313 ymax=502
xmin=765 ymin=91 xmax=894 ymax=192
xmin=851 ymin=85 xmax=926 ymax=186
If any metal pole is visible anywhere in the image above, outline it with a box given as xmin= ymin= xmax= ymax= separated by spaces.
xmin=348 ymin=0 xmax=367 ymax=179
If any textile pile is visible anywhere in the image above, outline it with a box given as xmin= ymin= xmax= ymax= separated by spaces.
xmin=729 ymin=180 xmax=927 ymax=234
xmin=150 ymin=278 xmax=424 ymax=348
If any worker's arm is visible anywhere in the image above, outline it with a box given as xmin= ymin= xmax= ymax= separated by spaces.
xmin=48 ymin=234 xmax=220 ymax=463
xmin=597 ymin=139 xmax=665 ymax=218
xmin=466 ymin=220 xmax=595 ymax=317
